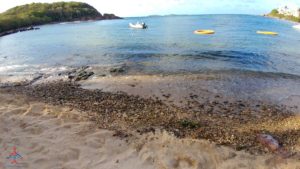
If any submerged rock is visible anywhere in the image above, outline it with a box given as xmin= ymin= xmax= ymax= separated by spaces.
xmin=109 ymin=67 xmax=126 ymax=74
xmin=74 ymin=71 xmax=94 ymax=81
xmin=0 ymin=26 xmax=40 ymax=37
xmin=103 ymin=13 xmax=122 ymax=19
xmin=68 ymin=67 xmax=94 ymax=81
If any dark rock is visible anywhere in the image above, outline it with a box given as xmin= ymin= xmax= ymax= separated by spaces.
xmin=137 ymin=127 xmax=155 ymax=135
xmin=162 ymin=94 xmax=171 ymax=98
xmin=189 ymin=94 xmax=198 ymax=99
xmin=67 ymin=67 xmax=94 ymax=81
xmin=110 ymin=67 xmax=126 ymax=74
xmin=113 ymin=130 xmax=131 ymax=138
xmin=239 ymin=103 xmax=246 ymax=107
xmin=103 ymin=13 xmax=122 ymax=19
xmin=0 ymin=26 xmax=40 ymax=37
xmin=68 ymin=75 xmax=75 ymax=80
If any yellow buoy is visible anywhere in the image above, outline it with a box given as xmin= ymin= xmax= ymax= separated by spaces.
xmin=194 ymin=30 xmax=215 ymax=35
xmin=256 ymin=31 xmax=278 ymax=35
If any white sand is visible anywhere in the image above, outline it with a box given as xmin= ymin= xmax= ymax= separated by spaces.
xmin=0 ymin=92 xmax=299 ymax=169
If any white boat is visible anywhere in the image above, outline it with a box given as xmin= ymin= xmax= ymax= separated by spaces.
xmin=129 ymin=22 xmax=147 ymax=29
xmin=293 ymin=25 xmax=300 ymax=29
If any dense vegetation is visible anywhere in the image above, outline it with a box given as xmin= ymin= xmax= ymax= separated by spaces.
xmin=268 ymin=9 xmax=300 ymax=22
xmin=0 ymin=2 xmax=119 ymax=33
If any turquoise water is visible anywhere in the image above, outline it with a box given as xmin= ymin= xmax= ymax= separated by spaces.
xmin=1 ymin=15 xmax=300 ymax=75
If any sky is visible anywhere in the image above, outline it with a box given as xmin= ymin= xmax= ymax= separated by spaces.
xmin=0 ymin=0 xmax=300 ymax=17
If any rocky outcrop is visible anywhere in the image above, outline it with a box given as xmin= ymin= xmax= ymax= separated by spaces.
xmin=103 ymin=14 xmax=122 ymax=20
xmin=67 ymin=66 xmax=95 ymax=82
xmin=0 ymin=26 xmax=40 ymax=37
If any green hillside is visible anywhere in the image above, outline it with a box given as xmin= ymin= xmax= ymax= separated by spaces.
xmin=0 ymin=2 xmax=120 ymax=33
xmin=267 ymin=9 xmax=300 ymax=22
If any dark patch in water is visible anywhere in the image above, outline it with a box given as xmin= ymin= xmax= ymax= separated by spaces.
xmin=108 ymin=50 xmax=273 ymax=70
xmin=187 ymin=50 xmax=273 ymax=68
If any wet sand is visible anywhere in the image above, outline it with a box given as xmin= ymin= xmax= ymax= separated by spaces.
xmin=79 ymin=70 xmax=300 ymax=112
xmin=1 ymin=92 xmax=300 ymax=169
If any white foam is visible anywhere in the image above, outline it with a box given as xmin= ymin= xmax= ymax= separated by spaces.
xmin=0 ymin=64 xmax=70 ymax=74
xmin=293 ymin=25 xmax=300 ymax=29
xmin=0 ymin=64 xmax=29 ymax=72
xmin=39 ymin=66 xmax=69 ymax=74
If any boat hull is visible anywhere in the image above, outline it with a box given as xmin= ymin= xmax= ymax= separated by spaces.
xmin=129 ymin=23 xmax=147 ymax=29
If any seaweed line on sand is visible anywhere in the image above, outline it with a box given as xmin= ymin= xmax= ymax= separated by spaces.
xmin=1 ymin=81 xmax=299 ymax=155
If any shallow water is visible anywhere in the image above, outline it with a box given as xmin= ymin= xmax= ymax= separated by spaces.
xmin=1 ymin=15 xmax=300 ymax=76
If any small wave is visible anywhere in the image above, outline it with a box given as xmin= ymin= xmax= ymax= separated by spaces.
xmin=205 ymin=68 xmax=300 ymax=80
xmin=0 ymin=64 xmax=29 ymax=72
xmin=39 ymin=66 xmax=69 ymax=73
xmin=0 ymin=64 xmax=71 ymax=76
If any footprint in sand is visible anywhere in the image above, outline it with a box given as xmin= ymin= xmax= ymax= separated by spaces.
xmin=23 ymin=125 xmax=44 ymax=135
xmin=7 ymin=108 xmax=29 ymax=116
xmin=34 ymin=158 xmax=48 ymax=165
xmin=22 ymin=104 xmax=46 ymax=116
xmin=28 ymin=142 xmax=39 ymax=149
xmin=28 ymin=144 xmax=46 ymax=155
xmin=169 ymin=157 xmax=198 ymax=169
xmin=7 ymin=137 xmax=21 ymax=145
xmin=54 ymin=148 xmax=80 ymax=162
xmin=85 ymin=136 xmax=106 ymax=149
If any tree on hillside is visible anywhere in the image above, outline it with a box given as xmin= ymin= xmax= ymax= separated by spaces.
xmin=0 ymin=2 xmax=118 ymax=33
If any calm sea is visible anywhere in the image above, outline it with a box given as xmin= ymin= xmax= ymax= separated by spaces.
xmin=1 ymin=15 xmax=300 ymax=76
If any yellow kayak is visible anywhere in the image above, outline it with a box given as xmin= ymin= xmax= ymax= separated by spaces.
xmin=194 ymin=30 xmax=215 ymax=35
xmin=256 ymin=31 xmax=278 ymax=35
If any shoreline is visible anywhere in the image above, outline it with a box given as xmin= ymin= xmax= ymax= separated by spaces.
xmin=2 ymin=80 xmax=299 ymax=155
xmin=263 ymin=14 xmax=300 ymax=24
xmin=1 ymin=92 xmax=299 ymax=168
xmin=1 ymin=65 xmax=300 ymax=168
xmin=1 ymin=66 xmax=300 ymax=112
xmin=1 ymin=71 xmax=300 ymax=168
xmin=0 ymin=15 xmax=122 ymax=38
xmin=0 ymin=26 xmax=41 ymax=37
xmin=1 ymin=65 xmax=300 ymax=112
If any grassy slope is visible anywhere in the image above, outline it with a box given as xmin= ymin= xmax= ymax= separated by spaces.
xmin=267 ymin=9 xmax=300 ymax=23
xmin=0 ymin=2 xmax=117 ymax=33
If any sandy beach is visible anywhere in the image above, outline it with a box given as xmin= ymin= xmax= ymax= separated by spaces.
xmin=0 ymin=68 xmax=300 ymax=169
xmin=0 ymin=65 xmax=299 ymax=169
xmin=0 ymin=91 xmax=300 ymax=169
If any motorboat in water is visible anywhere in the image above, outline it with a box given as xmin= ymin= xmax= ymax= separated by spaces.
xmin=293 ymin=25 xmax=300 ymax=29
xmin=129 ymin=22 xmax=148 ymax=29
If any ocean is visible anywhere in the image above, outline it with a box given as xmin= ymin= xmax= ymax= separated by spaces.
xmin=1 ymin=14 xmax=300 ymax=76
